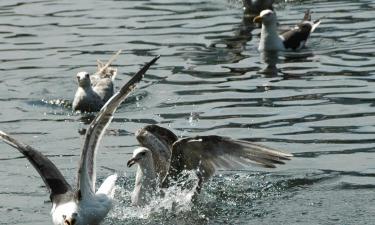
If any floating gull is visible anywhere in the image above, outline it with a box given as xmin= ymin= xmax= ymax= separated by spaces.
xmin=253 ymin=9 xmax=321 ymax=51
xmin=72 ymin=50 xmax=122 ymax=112
xmin=242 ymin=0 xmax=274 ymax=15
xmin=0 ymin=56 xmax=160 ymax=225
xmin=127 ymin=124 xmax=293 ymax=206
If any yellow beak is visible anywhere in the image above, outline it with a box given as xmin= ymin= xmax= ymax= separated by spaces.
xmin=253 ymin=16 xmax=262 ymax=23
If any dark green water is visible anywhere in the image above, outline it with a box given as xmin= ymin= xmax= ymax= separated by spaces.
xmin=1 ymin=0 xmax=375 ymax=224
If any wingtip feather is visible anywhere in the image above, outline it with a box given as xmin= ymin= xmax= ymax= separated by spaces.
xmin=0 ymin=130 xmax=7 ymax=138
xmin=311 ymin=19 xmax=321 ymax=33
xmin=0 ymin=131 xmax=20 ymax=149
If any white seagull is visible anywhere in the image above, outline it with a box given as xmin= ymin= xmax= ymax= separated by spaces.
xmin=72 ymin=50 xmax=122 ymax=113
xmin=127 ymin=124 xmax=293 ymax=206
xmin=0 ymin=56 xmax=160 ymax=225
xmin=253 ymin=9 xmax=321 ymax=51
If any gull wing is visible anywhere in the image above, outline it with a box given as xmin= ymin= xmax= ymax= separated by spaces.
xmin=95 ymin=49 xmax=122 ymax=79
xmin=302 ymin=9 xmax=312 ymax=21
xmin=300 ymin=9 xmax=322 ymax=32
xmin=162 ymin=135 xmax=292 ymax=187
xmin=0 ymin=131 xmax=72 ymax=200
xmin=280 ymin=26 xmax=312 ymax=50
xmin=77 ymin=56 xmax=160 ymax=198
xmin=93 ymin=78 xmax=114 ymax=103
xmin=280 ymin=10 xmax=321 ymax=50
xmin=91 ymin=50 xmax=121 ymax=87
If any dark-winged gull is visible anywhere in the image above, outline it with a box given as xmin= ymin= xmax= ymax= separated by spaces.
xmin=253 ymin=9 xmax=321 ymax=51
xmin=72 ymin=50 xmax=122 ymax=113
xmin=127 ymin=124 xmax=292 ymax=206
xmin=0 ymin=56 xmax=160 ymax=225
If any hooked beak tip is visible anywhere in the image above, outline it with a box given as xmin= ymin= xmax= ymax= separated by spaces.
xmin=127 ymin=158 xmax=136 ymax=168
xmin=253 ymin=16 xmax=262 ymax=23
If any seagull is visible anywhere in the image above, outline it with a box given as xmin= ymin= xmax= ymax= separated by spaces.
xmin=242 ymin=0 xmax=274 ymax=15
xmin=0 ymin=56 xmax=160 ymax=225
xmin=72 ymin=50 xmax=122 ymax=113
xmin=253 ymin=9 xmax=321 ymax=51
xmin=127 ymin=124 xmax=293 ymax=206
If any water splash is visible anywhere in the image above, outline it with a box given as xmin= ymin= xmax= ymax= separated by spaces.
xmin=188 ymin=112 xmax=200 ymax=126
xmin=40 ymin=98 xmax=72 ymax=108
xmin=109 ymin=170 xmax=200 ymax=222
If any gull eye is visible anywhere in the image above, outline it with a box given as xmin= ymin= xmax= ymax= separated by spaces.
xmin=141 ymin=152 xmax=146 ymax=156
xmin=85 ymin=73 xmax=89 ymax=78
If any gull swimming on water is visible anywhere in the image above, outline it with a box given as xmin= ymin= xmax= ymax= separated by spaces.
xmin=72 ymin=50 xmax=122 ymax=112
xmin=253 ymin=9 xmax=321 ymax=51
xmin=127 ymin=124 xmax=293 ymax=206
xmin=0 ymin=56 xmax=160 ymax=225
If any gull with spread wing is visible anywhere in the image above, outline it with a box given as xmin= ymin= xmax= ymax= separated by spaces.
xmin=0 ymin=56 xmax=159 ymax=225
xmin=127 ymin=124 xmax=293 ymax=206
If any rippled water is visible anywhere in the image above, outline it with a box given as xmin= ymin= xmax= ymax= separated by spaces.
xmin=1 ymin=0 xmax=375 ymax=224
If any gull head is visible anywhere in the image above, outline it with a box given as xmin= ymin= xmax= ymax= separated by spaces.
xmin=136 ymin=125 xmax=178 ymax=150
xmin=52 ymin=200 xmax=81 ymax=225
xmin=127 ymin=147 xmax=153 ymax=168
xmin=127 ymin=147 xmax=158 ymax=206
xmin=253 ymin=9 xmax=277 ymax=25
xmin=76 ymin=71 xmax=91 ymax=87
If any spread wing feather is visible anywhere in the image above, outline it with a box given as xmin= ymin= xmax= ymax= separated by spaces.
xmin=77 ymin=56 xmax=160 ymax=198
xmin=0 ymin=131 xmax=72 ymax=200
xmin=163 ymin=135 xmax=292 ymax=186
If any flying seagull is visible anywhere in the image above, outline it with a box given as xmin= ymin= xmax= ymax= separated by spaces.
xmin=127 ymin=124 xmax=293 ymax=206
xmin=72 ymin=50 xmax=122 ymax=112
xmin=0 ymin=55 xmax=160 ymax=225
xmin=253 ymin=9 xmax=321 ymax=51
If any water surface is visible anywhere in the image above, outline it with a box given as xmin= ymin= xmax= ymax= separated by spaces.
xmin=1 ymin=0 xmax=375 ymax=224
